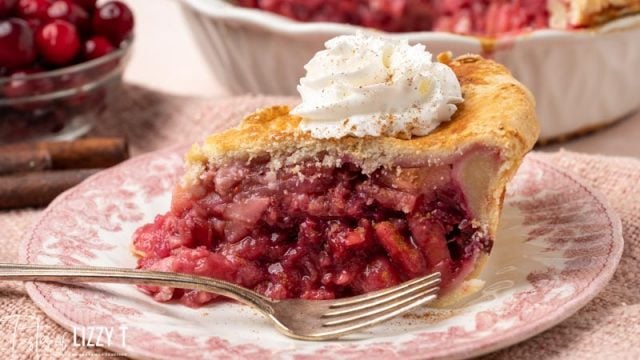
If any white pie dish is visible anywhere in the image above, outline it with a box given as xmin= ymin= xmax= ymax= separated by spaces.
xmin=179 ymin=0 xmax=640 ymax=142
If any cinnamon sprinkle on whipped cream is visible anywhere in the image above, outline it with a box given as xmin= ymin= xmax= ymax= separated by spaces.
xmin=291 ymin=33 xmax=464 ymax=139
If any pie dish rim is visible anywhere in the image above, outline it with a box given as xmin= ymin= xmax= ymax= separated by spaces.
xmin=183 ymin=0 xmax=640 ymax=38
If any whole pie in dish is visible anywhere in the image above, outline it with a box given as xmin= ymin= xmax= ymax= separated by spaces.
xmin=132 ymin=55 xmax=539 ymax=307
xmin=235 ymin=0 xmax=640 ymax=35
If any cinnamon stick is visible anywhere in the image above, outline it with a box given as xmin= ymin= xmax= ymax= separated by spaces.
xmin=0 ymin=148 xmax=52 ymax=175
xmin=0 ymin=169 xmax=100 ymax=209
xmin=0 ymin=137 xmax=129 ymax=170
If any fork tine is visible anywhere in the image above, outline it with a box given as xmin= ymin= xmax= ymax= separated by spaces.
xmin=329 ymin=272 xmax=441 ymax=308
xmin=311 ymin=290 xmax=438 ymax=339
xmin=323 ymin=286 xmax=439 ymax=327
xmin=322 ymin=276 xmax=440 ymax=317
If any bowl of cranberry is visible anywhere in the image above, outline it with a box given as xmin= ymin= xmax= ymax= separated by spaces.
xmin=0 ymin=0 xmax=134 ymax=143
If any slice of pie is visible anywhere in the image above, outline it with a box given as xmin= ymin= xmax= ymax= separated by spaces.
xmin=132 ymin=55 xmax=539 ymax=307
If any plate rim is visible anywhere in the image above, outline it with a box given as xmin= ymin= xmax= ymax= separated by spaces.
xmin=20 ymin=149 xmax=624 ymax=360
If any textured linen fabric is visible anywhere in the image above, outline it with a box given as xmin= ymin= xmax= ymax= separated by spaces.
xmin=0 ymin=86 xmax=638 ymax=359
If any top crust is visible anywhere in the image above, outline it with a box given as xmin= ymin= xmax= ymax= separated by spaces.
xmin=185 ymin=55 xmax=539 ymax=184
xmin=551 ymin=0 xmax=640 ymax=27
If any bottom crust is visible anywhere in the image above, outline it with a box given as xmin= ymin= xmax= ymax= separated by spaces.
xmin=433 ymin=254 xmax=489 ymax=307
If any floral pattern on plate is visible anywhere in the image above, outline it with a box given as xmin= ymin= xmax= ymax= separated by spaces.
xmin=20 ymin=148 xmax=623 ymax=360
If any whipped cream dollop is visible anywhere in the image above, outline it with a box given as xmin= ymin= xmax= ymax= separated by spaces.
xmin=291 ymin=33 xmax=463 ymax=139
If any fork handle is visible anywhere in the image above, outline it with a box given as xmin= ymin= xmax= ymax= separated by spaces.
xmin=0 ymin=263 xmax=273 ymax=312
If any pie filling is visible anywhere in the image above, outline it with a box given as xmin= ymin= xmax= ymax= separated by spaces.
xmin=133 ymin=148 xmax=500 ymax=307
xmin=235 ymin=0 xmax=551 ymax=35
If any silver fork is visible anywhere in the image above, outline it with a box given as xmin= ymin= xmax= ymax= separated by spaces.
xmin=0 ymin=263 xmax=440 ymax=340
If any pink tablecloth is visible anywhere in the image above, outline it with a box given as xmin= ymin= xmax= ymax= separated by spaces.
xmin=0 ymin=86 xmax=638 ymax=359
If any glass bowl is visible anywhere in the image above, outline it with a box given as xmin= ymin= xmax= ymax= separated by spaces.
xmin=0 ymin=39 xmax=132 ymax=144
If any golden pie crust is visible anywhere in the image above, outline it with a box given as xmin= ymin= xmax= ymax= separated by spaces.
xmin=186 ymin=55 xmax=538 ymax=180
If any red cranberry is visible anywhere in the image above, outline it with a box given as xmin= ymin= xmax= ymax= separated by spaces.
xmin=92 ymin=1 xmax=134 ymax=45
xmin=4 ymin=67 xmax=56 ymax=110
xmin=71 ymin=0 xmax=94 ymax=11
xmin=83 ymin=35 xmax=115 ymax=60
xmin=58 ymin=71 xmax=90 ymax=105
xmin=46 ymin=0 xmax=89 ymax=33
xmin=0 ymin=0 xmax=18 ymax=17
xmin=11 ymin=66 xmax=41 ymax=75
xmin=0 ymin=18 xmax=36 ymax=69
xmin=14 ymin=67 xmax=54 ymax=93
xmin=16 ymin=0 xmax=50 ymax=19
xmin=4 ymin=67 xmax=53 ymax=103
xmin=35 ymin=20 xmax=80 ymax=65
xmin=25 ymin=18 xmax=41 ymax=33
xmin=3 ymin=69 xmax=36 ymax=99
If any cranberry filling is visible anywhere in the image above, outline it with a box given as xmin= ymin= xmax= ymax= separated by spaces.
xmin=235 ymin=0 xmax=550 ymax=35
xmin=133 ymin=156 xmax=493 ymax=307
xmin=434 ymin=0 xmax=549 ymax=36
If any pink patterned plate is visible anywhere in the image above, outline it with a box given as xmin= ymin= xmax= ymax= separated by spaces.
xmin=20 ymin=148 xmax=623 ymax=360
